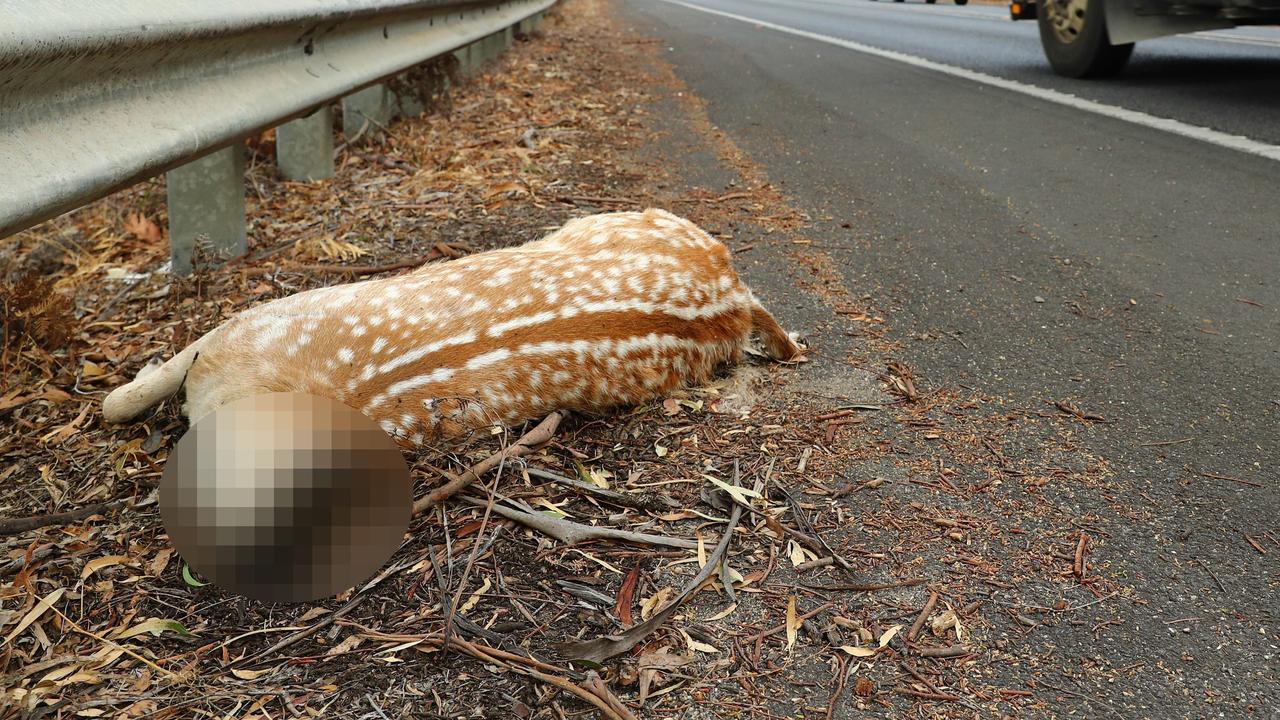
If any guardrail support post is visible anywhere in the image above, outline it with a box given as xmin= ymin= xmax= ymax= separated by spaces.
xmin=395 ymin=68 xmax=447 ymax=118
xmin=277 ymin=106 xmax=335 ymax=181
xmin=343 ymin=84 xmax=392 ymax=142
xmin=481 ymin=33 xmax=498 ymax=63
xmin=452 ymin=45 xmax=474 ymax=76
xmin=166 ymin=145 xmax=247 ymax=276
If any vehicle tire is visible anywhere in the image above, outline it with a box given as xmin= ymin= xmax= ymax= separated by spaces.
xmin=954 ymin=0 xmax=968 ymax=4
xmin=927 ymin=0 xmax=937 ymax=4
xmin=1037 ymin=0 xmax=1134 ymax=78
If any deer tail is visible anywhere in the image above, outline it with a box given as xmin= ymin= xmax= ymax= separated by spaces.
xmin=102 ymin=334 xmax=210 ymax=423
xmin=750 ymin=298 xmax=803 ymax=361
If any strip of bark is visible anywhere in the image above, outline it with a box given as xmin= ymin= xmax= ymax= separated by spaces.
xmin=907 ymin=590 xmax=939 ymax=642
xmin=1073 ymin=533 xmax=1088 ymax=578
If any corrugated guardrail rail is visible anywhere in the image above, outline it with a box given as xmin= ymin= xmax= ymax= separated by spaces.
xmin=0 ymin=0 xmax=554 ymax=271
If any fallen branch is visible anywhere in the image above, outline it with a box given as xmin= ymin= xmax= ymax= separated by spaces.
xmin=907 ymin=590 xmax=939 ymax=643
xmin=352 ymin=626 xmax=632 ymax=720
xmin=525 ymin=467 xmax=665 ymax=513
xmin=556 ymin=463 xmax=747 ymax=663
xmin=462 ymin=495 xmax=696 ymax=549
xmin=586 ymin=672 xmax=639 ymax=720
xmin=451 ymin=635 xmax=632 ymax=720
xmin=1073 ymin=533 xmax=1088 ymax=578
xmin=894 ymin=686 xmax=963 ymax=702
xmin=900 ymin=662 xmax=946 ymax=697
xmin=0 ymin=544 xmax=55 ymax=578
xmin=413 ymin=411 xmax=565 ymax=516
xmin=0 ymin=500 xmax=127 ymax=536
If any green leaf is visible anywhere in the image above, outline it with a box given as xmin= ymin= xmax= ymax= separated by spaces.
xmin=118 ymin=618 xmax=191 ymax=640
xmin=181 ymin=564 xmax=208 ymax=587
xmin=569 ymin=658 xmax=605 ymax=670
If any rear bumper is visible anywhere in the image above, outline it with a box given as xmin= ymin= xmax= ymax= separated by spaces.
xmin=1009 ymin=0 xmax=1038 ymax=18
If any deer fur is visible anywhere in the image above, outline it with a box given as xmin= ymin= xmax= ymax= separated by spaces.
xmin=103 ymin=209 xmax=802 ymax=445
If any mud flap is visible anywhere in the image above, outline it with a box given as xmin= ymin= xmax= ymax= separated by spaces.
xmin=1103 ymin=0 xmax=1232 ymax=43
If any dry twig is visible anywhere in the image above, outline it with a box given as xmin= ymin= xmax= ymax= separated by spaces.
xmin=556 ymin=463 xmax=748 ymax=663
xmin=413 ymin=411 xmax=565 ymax=515
xmin=460 ymin=495 xmax=696 ymax=549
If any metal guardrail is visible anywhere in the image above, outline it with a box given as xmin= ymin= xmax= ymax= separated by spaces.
xmin=0 ymin=0 xmax=554 ymax=244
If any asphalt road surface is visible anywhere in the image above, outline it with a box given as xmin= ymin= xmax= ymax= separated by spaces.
xmin=622 ymin=0 xmax=1278 ymax=716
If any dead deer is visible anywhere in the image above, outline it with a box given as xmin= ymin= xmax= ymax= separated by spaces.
xmin=103 ymin=209 xmax=803 ymax=445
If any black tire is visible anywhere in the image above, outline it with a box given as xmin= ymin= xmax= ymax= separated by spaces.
xmin=1037 ymin=0 xmax=1134 ymax=78
xmin=927 ymin=0 xmax=937 ymax=4
xmin=954 ymin=0 xmax=968 ymax=5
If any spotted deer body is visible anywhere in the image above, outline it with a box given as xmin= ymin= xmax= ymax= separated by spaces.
xmin=103 ymin=209 xmax=802 ymax=445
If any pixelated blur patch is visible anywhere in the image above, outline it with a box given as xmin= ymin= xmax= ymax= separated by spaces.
xmin=160 ymin=393 xmax=411 ymax=603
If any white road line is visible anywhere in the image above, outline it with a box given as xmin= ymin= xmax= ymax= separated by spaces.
xmin=1186 ymin=31 xmax=1280 ymax=49
xmin=658 ymin=0 xmax=1280 ymax=163
xmin=798 ymin=0 xmax=1011 ymax=22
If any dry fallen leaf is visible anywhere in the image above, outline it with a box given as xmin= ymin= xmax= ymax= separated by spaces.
xmin=123 ymin=213 xmax=162 ymax=243
xmin=147 ymin=548 xmax=173 ymax=578
xmin=298 ymin=607 xmax=330 ymax=623
xmin=584 ymin=466 xmax=612 ymax=489
xmin=458 ymin=577 xmax=491 ymax=615
xmin=785 ymin=596 xmax=800 ymax=651
xmin=3 ymin=588 xmax=65 ymax=646
xmin=615 ymin=566 xmax=640 ymax=626
xmin=81 ymin=554 xmax=132 ymax=580
xmin=640 ymin=587 xmax=674 ymax=621
xmin=81 ymin=360 xmax=106 ymax=378
xmin=678 ymin=627 xmax=720 ymax=654
xmin=704 ymin=603 xmax=738 ymax=622
xmin=323 ymin=634 xmax=365 ymax=658
xmin=704 ymin=474 xmax=760 ymax=506
xmin=637 ymin=646 xmax=694 ymax=704
xmin=932 ymin=608 xmax=966 ymax=641
xmin=878 ymin=623 xmax=903 ymax=648
xmin=839 ymin=645 xmax=878 ymax=658
xmin=788 ymin=539 xmax=808 ymax=567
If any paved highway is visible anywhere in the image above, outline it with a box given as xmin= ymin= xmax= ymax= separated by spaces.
xmin=623 ymin=0 xmax=1279 ymax=715
xmin=657 ymin=0 xmax=1280 ymax=142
